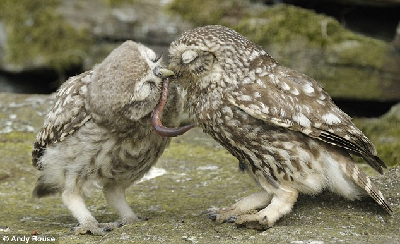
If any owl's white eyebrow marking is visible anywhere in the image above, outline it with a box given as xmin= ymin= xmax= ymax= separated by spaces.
xmin=182 ymin=50 xmax=199 ymax=64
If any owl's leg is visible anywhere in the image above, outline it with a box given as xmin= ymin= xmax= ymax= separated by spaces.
xmin=235 ymin=186 xmax=298 ymax=229
xmin=62 ymin=190 xmax=112 ymax=235
xmin=206 ymin=191 xmax=273 ymax=223
xmin=103 ymin=184 xmax=141 ymax=226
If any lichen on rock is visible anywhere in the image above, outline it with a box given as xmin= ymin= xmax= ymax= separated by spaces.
xmin=0 ymin=0 xmax=91 ymax=72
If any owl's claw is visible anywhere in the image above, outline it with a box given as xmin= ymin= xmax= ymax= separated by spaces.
xmin=208 ymin=213 xmax=218 ymax=221
xmin=225 ymin=216 xmax=237 ymax=223
xmin=204 ymin=207 xmax=271 ymax=229
xmin=202 ymin=207 xmax=237 ymax=223
xmin=200 ymin=208 xmax=218 ymax=220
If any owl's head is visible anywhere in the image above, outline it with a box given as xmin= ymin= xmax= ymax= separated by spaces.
xmin=168 ymin=25 xmax=275 ymax=89
xmin=87 ymin=41 xmax=174 ymax=127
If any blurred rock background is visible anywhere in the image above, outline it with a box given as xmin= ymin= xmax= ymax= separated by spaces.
xmin=0 ymin=0 xmax=399 ymax=242
xmin=0 ymin=0 xmax=398 ymax=98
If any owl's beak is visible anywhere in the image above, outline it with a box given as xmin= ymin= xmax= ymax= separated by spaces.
xmin=158 ymin=68 xmax=175 ymax=79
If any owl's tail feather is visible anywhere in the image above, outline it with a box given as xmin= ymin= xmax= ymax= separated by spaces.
xmin=32 ymin=176 xmax=61 ymax=198
xmin=361 ymin=154 xmax=386 ymax=174
xmin=344 ymin=161 xmax=393 ymax=214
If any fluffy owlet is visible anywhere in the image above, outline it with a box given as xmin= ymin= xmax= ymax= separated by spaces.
xmin=168 ymin=25 xmax=392 ymax=229
xmin=32 ymin=41 xmax=183 ymax=235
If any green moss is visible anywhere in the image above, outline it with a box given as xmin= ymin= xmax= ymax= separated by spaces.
xmin=234 ymin=4 xmax=387 ymax=68
xmin=0 ymin=132 xmax=35 ymax=162
xmin=0 ymin=0 xmax=91 ymax=72
xmin=167 ymin=0 xmax=247 ymax=26
xmin=315 ymin=66 xmax=383 ymax=99
xmin=353 ymin=108 xmax=400 ymax=167
xmin=0 ymin=132 xmax=36 ymax=178
xmin=103 ymin=0 xmax=143 ymax=7
xmin=235 ymin=5 xmax=333 ymax=48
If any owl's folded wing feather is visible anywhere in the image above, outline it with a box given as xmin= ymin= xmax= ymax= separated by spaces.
xmin=226 ymin=65 xmax=387 ymax=174
xmin=32 ymin=71 xmax=92 ymax=169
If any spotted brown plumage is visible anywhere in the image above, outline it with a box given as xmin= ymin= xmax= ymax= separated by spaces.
xmin=32 ymin=41 xmax=183 ymax=235
xmin=168 ymin=25 xmax=392 ymax=229
xmin=32 ymin=71 xmax=92 ymax=170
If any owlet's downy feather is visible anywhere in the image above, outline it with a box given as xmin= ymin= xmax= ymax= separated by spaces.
xmin=168 ymin=25 xmax=392 ymax=229
xmin=32 ymin=41 xmax=183 ymax=235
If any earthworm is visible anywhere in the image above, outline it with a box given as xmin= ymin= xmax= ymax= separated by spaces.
xmin=151 ymin=78 xmax=194 ymax=137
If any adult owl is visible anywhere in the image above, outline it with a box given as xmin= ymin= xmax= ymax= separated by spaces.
xmin=32 ymin=41 xmax=183 ymax=235
xmin=168 ymin=25 xmax=392 ymax=229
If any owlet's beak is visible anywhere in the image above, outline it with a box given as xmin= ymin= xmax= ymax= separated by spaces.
xmin=154 ymin=67 xmax=175 ymax=79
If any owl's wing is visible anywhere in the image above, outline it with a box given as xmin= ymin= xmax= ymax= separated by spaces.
xmin=226 ymin=65 xmax=386 ymax=173
xmin=32 ymin=71 xmax=92 ymax=169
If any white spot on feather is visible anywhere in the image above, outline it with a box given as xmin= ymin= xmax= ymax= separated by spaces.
xmin=256 ymin=79 xmax=266 ymax=88
xmin=281 ymin=82 xmax=290 ymax=90
xmin=322 ymin=113 xmax=341 ymax=125
xmin=293 ymin=113 xmax=311 ymax=127
xmin=303 ymin=83 xmax=315 ymax=94
xmin=238 ymin=95 xmax=252 ymax=101
xmin=291 ymin=88 xmax=299 ymax=95
xmin=222 ymin=106 xmax=233 ymax=117
xmin=280 ymin=109 xmax=286 ymax=117
xmin=260 ymin=104 xmax=269 ymax=114
xmin=80 ymin=85 xmax=87 ymax=94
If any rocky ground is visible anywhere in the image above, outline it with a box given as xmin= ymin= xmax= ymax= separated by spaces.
xmin=0 ymin=93 xmax=399 ymax=244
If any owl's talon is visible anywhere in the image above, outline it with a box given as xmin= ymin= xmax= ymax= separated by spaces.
xmin=210 ymin=214 xmax=219 ymax=221
xmin=201 ymin=207 xmax=222 ymax=221
xmin=225 ymin=216 xmax=237 ymax=223
xmin=114 ymin=222 xmax=124 ymax=228
xmin=207 ymin=213 xmax=218 ymax=221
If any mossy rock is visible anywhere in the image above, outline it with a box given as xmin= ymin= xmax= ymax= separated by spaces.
xmin=354 ymin=103 xmax=400 ymax=167
xmin=167 ymin=1 xmax=400 ymax=100
xmin=0 ymin=0 xmax=92 ymax=72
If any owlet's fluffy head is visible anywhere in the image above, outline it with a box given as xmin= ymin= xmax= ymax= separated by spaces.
xmin=87 ymin=41 xmax=170 ymax=129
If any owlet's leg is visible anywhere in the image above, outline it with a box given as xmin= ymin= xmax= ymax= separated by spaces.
xmin=103 ymin=184 xmax=140 ymax=225
xmin=62 ymin=173 xmax=114 ymax=235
